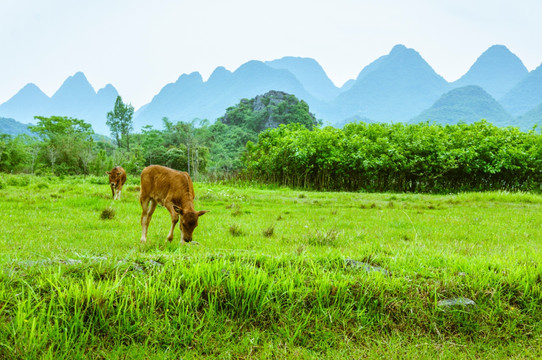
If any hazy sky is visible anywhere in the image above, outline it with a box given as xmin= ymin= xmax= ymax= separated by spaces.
xmin=1 ymin=0 xmax=542 ymax=109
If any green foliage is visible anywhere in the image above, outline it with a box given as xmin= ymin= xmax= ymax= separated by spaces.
xmin=0 ymin=134 xmax=34 ymax=172
xmin=208 ymin=91 xmax=318 ymax=174
xmin=6 ymin=174 xmax=31 ymax=187
xmin=29 ymin=116 xmax=95 ymax=175
xmin=219 ymin=91 xmax=318 ymax=132
xmin=106 ymin=95 xmax=134 ymax=150
xmin=245 ymin=120 xmax=542 ymax=192
xmin=134 ymin=119 xmax=209 ymax=176
xmin=4 ymin=90 xmax=540 ymax=196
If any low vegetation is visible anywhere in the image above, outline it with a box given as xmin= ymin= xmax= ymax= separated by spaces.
xmin=2 ymin=93 xmax=541 ymax=196
xmin=246 ymin=120 xmax=542 ymax=192
xmin=1 ymin=175 xmax=541 ymax=358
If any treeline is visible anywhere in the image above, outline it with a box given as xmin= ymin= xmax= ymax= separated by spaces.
xmin=244 ymin=121 xmax=542 ymax=192
xmin=0 ymin=116 xmax=246 ymax=178
xmin=2 ymin=91 xmax=542 ymax=193
xmin=0 ymin=92 xmax=317 ymax=179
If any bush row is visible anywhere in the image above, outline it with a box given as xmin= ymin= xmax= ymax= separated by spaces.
xmin=244 ymin=121 xmax=542 ymax=192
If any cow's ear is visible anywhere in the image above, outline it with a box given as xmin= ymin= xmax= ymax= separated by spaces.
xmin=197 ymin=210 xmax=209 ymax=217
xmin=106 ymin=171 xmax=110 ymax=175
xmin=173 ymin=205 xmax=183 ymax=215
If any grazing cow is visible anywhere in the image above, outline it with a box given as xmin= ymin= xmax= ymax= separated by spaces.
xmin=139 ymin=165 xmax=208 ymax=244
xmin=106 ymin=166 xmax=127 ymax=200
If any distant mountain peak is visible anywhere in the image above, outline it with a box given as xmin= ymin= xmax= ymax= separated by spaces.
xmin=208 ymin=66 xmax=232 ymax=83
xmin=0 ymin=82 xmax=49 ymax=123
xmin=62 ymin=71 xmax=92 ymax=88
xmin=265 ymin=56 xmax=340 ymax=101
xmin=96 ymin=84 xmax=118 ymax=97
xmin=21 ymin=82 xmax=41 ymax=91
xmin=236 ymin=60 xmax=270 ymax=73
xmin=52 ymin=71 xmax=96 ymax=99
xmin=16 ymin=83 xmax=48 ymax=98
xmin=411 ymin=85 xmax=513 ymax=126
xmin=176 ymin=72 xmax=203 ymax=84
xmin=390 ymin=44 xmax=409 ymax=53
xmin=73 ymin=71 xmax=87 ymax=79
xmin=484 ymin=44 xmax=513 ymax=55
xmin=454 ymin=44 xmax=528 ymax=99
xmin=337 ymin=44 xmax=449 ymax=122
xmin=500 ymin=62 xmax=542 ymax=115
xmin=387 ymin=44 xmax=431 ymax=64
xmin=269 ymin=55 xmax=320 ymax=65
xmin=0 ymin=73 xmax=118 ymax=135
xmin=474 ymin=44 xmax=523 ymax=66
xmin=210 ymin=66 xmax=231 ymax=76
xmin=99 ymin=83 xmax=116 ymax=91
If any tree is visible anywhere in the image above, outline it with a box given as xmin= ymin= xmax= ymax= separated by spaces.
xmin=47 ymin=145 xmax=58 ymax=175
xmin=79 ymin=137 xmax=95 ymax=175
xmin=30 ymin=116 xmax=94 ymax=175
xmin=107 ymin=96 xmax=134 ymax=150
xmin=29 ymin=140 xmax=41 ymax=174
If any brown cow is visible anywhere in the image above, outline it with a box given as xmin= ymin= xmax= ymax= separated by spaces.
xmin=139 ymin=165 xmax=208 ymax=244
xmin=106 ymin=166 xmax=127 ymax=200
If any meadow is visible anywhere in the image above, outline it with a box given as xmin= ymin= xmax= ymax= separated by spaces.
xmin=0 ymin=174 xmax=541 ymax=359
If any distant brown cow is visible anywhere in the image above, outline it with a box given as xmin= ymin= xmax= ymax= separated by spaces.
xmin=139 ymin=165 xmax=208 ymax=244
xmin=106 ymin=166 xmax=127 ymax=200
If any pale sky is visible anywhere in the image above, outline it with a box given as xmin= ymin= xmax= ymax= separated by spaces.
xmin=1 ymin=0 xmax=542 ymax=109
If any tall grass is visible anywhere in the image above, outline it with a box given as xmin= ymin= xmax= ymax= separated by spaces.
xmin=0 ymin=175 xmax=541 ymax=358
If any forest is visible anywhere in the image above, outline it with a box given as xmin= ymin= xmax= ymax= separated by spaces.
xmin=0 ymin=92 xmax=541 ymax=193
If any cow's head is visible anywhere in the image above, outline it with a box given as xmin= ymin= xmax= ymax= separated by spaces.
xmin=173 ymin=205 xmax=208 ymax=243
xmin=106 ymin=167 xmax=123 ymax=188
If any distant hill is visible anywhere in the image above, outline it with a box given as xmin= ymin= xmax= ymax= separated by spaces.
xmin=2 ymin=44 xmax=542 ymax=131
xmin=0 ymin=117 xmax=33 ymax=136
xmin=48 ymin=72 xmax=97 ymax=116
xmin=333 ymin=45 xmax=450 ymax=122
xmin=411 ymin=85 xmax=514 ymax=126
xmin=0 ymin=84 xmax=49 ymax=123
xmin=516 ymin=101 xmax=542 ymax=130
xmin=219 ymin=90 xmax=318 ymax=131
xmin=453 ymin=45 xmax=528 ymax=99
xmin=0 ymin=72 xmax=118 ymax=135
xmin=265 ymin=57 xmax=340 ymax=101
xmin=500 ymin=63 xmax=542 ymax=116
xmin=133 ymin=61 xmax=323 ymax=130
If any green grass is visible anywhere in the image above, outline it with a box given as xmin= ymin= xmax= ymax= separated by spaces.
xmin=0 ymin=174 xmax=541 ymax=358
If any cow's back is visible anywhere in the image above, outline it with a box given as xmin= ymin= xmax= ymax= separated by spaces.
xmin=117 ymin=166 xmax=127 ymax=186
xmin=119 ymin=167 xmax=127 ymax=185
xmin=140 ymin=165 xmax=193 ymax=206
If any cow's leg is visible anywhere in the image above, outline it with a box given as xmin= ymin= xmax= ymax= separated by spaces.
xmin=111 ymin=186 xmax=115 ymax=199
xmin=117 ymin=184 xmax=123 ymax=200
xmin=166 ymin=205 xmax=179 ymax=242
xmin=140 ymin=197 xmax=157 ymax=242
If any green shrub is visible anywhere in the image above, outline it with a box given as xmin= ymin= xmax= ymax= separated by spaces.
xmin=308 ymin=229 xmax=340 ymax=246
xmin=6 ymin=175 xmax=31 ymax=187
xmin=245 ymin=121 xmax=542 ymax=193
xmin=100 ymin=207 xmax=116 ymax=220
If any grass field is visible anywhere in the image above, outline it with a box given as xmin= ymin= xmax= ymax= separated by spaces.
xmin=1 ymin=174 xmax=541 ymax=359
